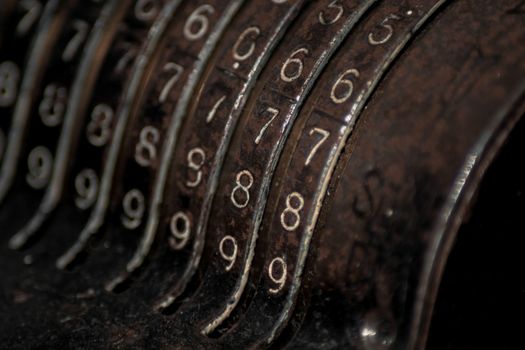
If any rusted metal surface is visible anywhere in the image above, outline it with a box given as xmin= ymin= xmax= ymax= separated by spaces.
xmin=303 ymin=1 xmax=525 ymax=349
xmin=0 ymin=0 xmax=524 ymax=348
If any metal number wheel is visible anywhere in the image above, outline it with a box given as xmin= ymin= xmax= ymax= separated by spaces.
xmin=0 ymin=0 xmax=524 ymax=349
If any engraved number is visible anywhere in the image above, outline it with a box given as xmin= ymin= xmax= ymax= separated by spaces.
xmin=368 ymin=14 xmax=401 ymax=46
xmin=255 ymin=106 xmax=279 ymax=145
xmin=114 ymin=43 xmax=137 ymax=74
xmin=121 ymin=189 xmax=145 ymax=230
xmin=74 ymin=168 xmax=99 ymax=210
xmin=219 ymin=235 xmax=238 ymax=271
xmin=231 ymin=170 xmax=254 ymax=209
xmin=305 ymin=127 xmax=330 ymax=166
xmin=206 ymin=95 xmax=226 ymax=123
xmin=280 ymin=192 xmax=304 ymax=231
xmin=134 ymin=0 xmax=159 ymax=22
xmin=0 ymin=61 xmax=20 ymax=107
xmin=232 ymin=26 xmax=261 ymax=62
xmin=318 ymin=0 xmax=343 ymax=25
xmin=280 ymin=47 xmax=308 ymax=83
xmin=183 ymin=4 xmax=215 ymax=41
xmin=135 ymin=126 xmax=160 ymax=167
xmin=39 ymin=84 xmax=67 ymax=127
xmin=26 ymin=146 xmax=52 ymax=189
xmin=186 ymin=147 xmax=205 ymax=188
xmin=86 ymin=103 xmax=113 ymax=147
xmin=159 ymin=62 xmax=184 ymax=103
xmin=330 ymin=68 xmax=359 ymax=104
xmin=268 ymin=257 xmax=287 ymax=294
xmin=62 ymin=20 xmax=89 ymax=62
xmin=169 ymin=211 xmax=191 ymax=250
xmin=16 ymin=0 xmax=42 ymax=36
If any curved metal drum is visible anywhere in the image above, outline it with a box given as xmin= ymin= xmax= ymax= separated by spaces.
xmin=0 ymin=0 xmax=524 ymax=349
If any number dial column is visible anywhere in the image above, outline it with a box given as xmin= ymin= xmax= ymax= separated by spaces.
xmin=0 ymin=0 xmax=108 ymax=243
xmin=0 ymin=0 xmax=68 ymax=195
xmin=7 ymin=0 xmax=128 ymax=249
xmin=20 ymin=1 xmax=180 ymax=265
xmin=55 ymin=0 xmax=186 ymax=272
xmin=170 ymin=0 xmax=375 ymax=346
xmin=286 ymin=1 xmax=525 ymax=348
xmin=63 ymin=0 xmax=242 ymax=289
xmin=116 ymin=0 xmax=305 ymax=307
xmin=0 ymin=0 xmax=51 ymax=163
xmin=240 ymin=0 xmax=447 ymax=346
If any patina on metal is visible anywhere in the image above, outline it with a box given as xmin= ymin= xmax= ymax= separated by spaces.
xmin=0 ymin=0 xmax=523 ymax=348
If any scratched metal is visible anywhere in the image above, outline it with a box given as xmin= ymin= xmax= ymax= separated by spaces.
xmin=0 ymin=0 xmax=51 ymax=164
xmin=102 ymin=0 xmax=245 ymax=293
xmin=162 ymin=1 xmax=310 ymax=340
xmin=0 ymin=0 xmax=71 ymax=208
xmin=426 ymin=112 xmax=525 ymax=350
xmin=0 ymin=0 xmax=524 ymax=349
xmin=198 ymin=0 xmax=377 ymax=347
xmin=56 ymin=0 xmax=186 ymax=273
xmin=0 ymin=0 xmax=110 ymax=244
xmin=15 ymin=0 xmax=191 ymax=269
xmin=7 ymin=0 xmax=130 ymax=251
xmin=51 ymin=0 xmax=243 ymax=294
xmin=290 ymin=1 xmax=525 ymax=349
xmin=231 ymin=0 xmax=448 ymax=348
xmin=109 ymin=0 xmax=306 ymax=313
xmin=136 ymin=0 xmax=379 ymax=348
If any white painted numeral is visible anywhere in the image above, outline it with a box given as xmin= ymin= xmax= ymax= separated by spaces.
xmin=159 ymin=62 xmax=184 ymax=103
xmin=86 ymin=103 xmax=113 ymax=147
xmin=134 ymin=0 xmax=159 ymax=22
xmin=232 ymin=26 xmax=261 ymax=63
xmin=114 ymin=43 xmax=137 ymax=75
xmin=230 ymin=170 xmax=254 ymax=209
xmin=318 ymin=0 xmax=343 ymax=25
xmin=16 ymin=0 xmax=42 ymax=36
xmin=219 ymin=235 xmax=238 ymax=271
xmin=206 ymin=95 xmax=226 ymax=123
xmin=280 ymin=47 xmax=308 ymax=83
xmin=169 ymin=211 xmax=191 ymax=250
xmin=62 ymin=20 xmax=89 ymax=62
xmin=26 ymin=146 xmax=52 ymax=189
xmin=121 ymin=189 xmax=145 ymax=230
xmin=183 ymin=4 xmax=215 ymax=41
xmin=186 ymin=147 xmax=205 ymax=188
xmin=74 ymin=168 xmax=99 ymax=210
xmin=368 ymin=14 xmax=401 ymax=46
xmin=255 ymin=106 xmax=279 ymax=145
xmin=39 ymin=84 xmax=67 ymax=127
xmin=0 ymin=61 xmax=20 ymax=107
xmin=305 ymin=127 xmax=330 ymax=166
xmin=330 ymin=68 xmax=359 ymax=104
xmin=134 ymin=126 xmax=160 ymax=167
xmin=280 ymin=192 xmax=304 ymax=231
xmin=268 ymin=257 xmax=287 ymax=294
